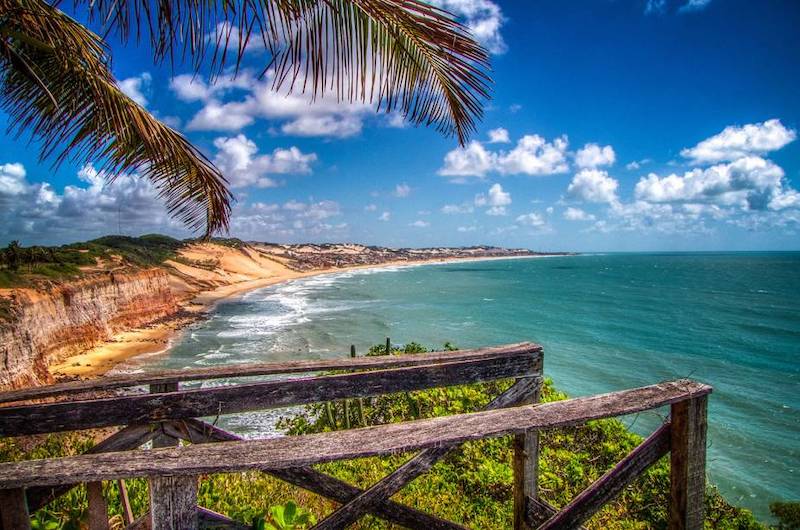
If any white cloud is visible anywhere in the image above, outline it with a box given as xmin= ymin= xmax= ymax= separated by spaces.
xmin=177 ymin=70 xmax=374 ymax=138
xmin=681 ymin=119 xmax=796 ymax=164
xmin=364 ymin=204 xmax=377 ymax=212
xmin=0 ymin=163 xmax=28 ymax=197
xmin=393 ymin=183 xmax=412 ymax=198
xmin=575 ymin=143 xmax=616 ymax=169
xmin=634 ymin=156 xmax=794 ymax=211
xmin=515 ymin=212 xmax=546 ymax=228
xmin=441 ymin=202 xmax=474 ymax=214
xmin=427 ymin=0 xmax=507 ymax=54
xmin=409 ymin=220 xmax=430 ymax=228
xmin=379 ymin=211 xmax=391 ymax=221
xmin=487 ymin=127 xmax=510 ymax=143
xmin=457 ymin=225 xmax=477 ymax=232
xmin=230 ymin=199 xmax=346 ymax=241
xmin=475 ymin=183 xmax=511 ymax=216
xmin=438 ymin=141 xmax=495 ymax=178
xmin=438 ymin=134 xmax=569 ymax=180
xmin=212 ymin=134 xmax=316 ymax=188
xmin=281 ymin=115 xmax=362 ymax=138
xmin=1 ymin=163 xmax=186 ymax=245
xmin=119 ymin=73 xmax=152 ymax=107
xmin=625 ymin=159 xmax=651 ymax=171
xmin=563 ymin=207 xmax=596 ymax=221
xmin=498 ymin=135 xmax=569 ymax=175
xmin=567 ymin=169 xmax=619 ymax=203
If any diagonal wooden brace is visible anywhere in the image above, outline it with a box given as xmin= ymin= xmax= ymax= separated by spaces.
xmin=162 ymin=419 xmax=467 ymax=530
xmin=26 ymin=423 xmax=160 ymax=512
xmin=311 ymin=376 xmax=544 ymax=530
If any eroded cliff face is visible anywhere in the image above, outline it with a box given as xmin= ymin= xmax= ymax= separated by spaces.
xmin=0 ymin=269 xmax=177 ymax=389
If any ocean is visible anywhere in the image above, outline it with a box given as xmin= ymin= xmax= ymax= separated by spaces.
xmin=123 ymin=252 xmax=800 ymax=520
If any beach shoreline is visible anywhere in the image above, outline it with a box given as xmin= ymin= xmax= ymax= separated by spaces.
xmin=49 ymin=253 xmax=555 ymax=380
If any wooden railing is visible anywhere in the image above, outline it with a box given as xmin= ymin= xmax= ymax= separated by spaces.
xmin=0 ymin=342 xmax=711 ymax=530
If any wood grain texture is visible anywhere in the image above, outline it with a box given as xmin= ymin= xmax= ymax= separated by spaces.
xmin=538 ymin=423 xmax=671 ymax=529
xmin=669 ymin=396 xmax=708 ymax=530
xmin=127 ymin=507 xmax=253 ymax=530
xmin=526 ymin=497 xmax=588 ymax=530
xmin=513 ymin=378 xmax=542 ymax=530
xmin=26 ymin=423 xmax=159 ymax=512
xmin=87 ymin=481 xmax=110 ymax=530
xmin=0 ymin=343 xmax=541 ymax=404
xmin=0 ymin=353 xmax=539 ymax=436
xmin=0 ymin=488 xmax=31 ymax=530
xmin=165 ymin=419 xmax=468 ymax=530
xmin=0 ymin=380 xmax=711 ymax=489
xmin=149 ymin=475 xmax=198 ymax=530
xmin=311 ymin=377 xmax=543 ymax=530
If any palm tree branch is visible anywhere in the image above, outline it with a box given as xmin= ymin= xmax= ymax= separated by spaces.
xmin=78 ymin=0 xmax=492 ymax=144
xmin=0 ymin=0 xmax=232 ymax=236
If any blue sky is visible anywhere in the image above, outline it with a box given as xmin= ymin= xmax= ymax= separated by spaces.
xmin=1 ymin=0 xmax=799 ymax=251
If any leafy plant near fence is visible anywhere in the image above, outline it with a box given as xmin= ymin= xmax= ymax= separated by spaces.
xmin=1 ymin=342 xmax=766 ymax=529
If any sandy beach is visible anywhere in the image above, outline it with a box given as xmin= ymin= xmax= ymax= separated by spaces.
xmin=49 ymin=250 xmax=547 ymax=379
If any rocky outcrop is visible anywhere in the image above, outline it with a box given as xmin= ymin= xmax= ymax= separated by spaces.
xmin=0 ymin=269 xmax=177 ymax=389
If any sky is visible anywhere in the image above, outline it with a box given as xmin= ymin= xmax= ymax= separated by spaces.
xmin=1 ymin=0 xmax=799 ymax=251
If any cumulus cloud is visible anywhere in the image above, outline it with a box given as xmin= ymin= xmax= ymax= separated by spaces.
xmin=626 ymin=159 xmax=651 ymax=171
xmin=427 ymin=0 xmax=507 ymax=54
xmin=0 ymin=162 xmax=187 ymax=245
xmin=634 ymin=156 xmax=795 ymax=211
xmin=409 ymin=220 xmax=430 ymax=228
xmin=438 ymin=141 xmax=495 ymax=179
xmin=393 ymin=183 xmax=412 ymax=198
xmin=487 ymin=127 xmax=510 ymax=143
xmin=515 ymin=212 xmax=547 ymax=228
xmin=475 ymin=183 xmax=511 ymax=216
xmin=364 ymin=204 xmax=377 ymax=212
xmin=175 ymin=70 xmax=373 ymax=138
xmin=575 ymin=143 xmax=616 ymax=169
xmin=567 ymin=169 xmax=619 ymax=204
xmin=457 ymin=225 xmax=477 ymax=232
xmin=681 ymin=119 xmax=796 ymax=164
xmin=119 ymin=73 xmax=152 ymax=107
xmin=563 ymin=207 xmax=596 ymax=221
xmin=212 ymin=134 xmax=316 ymax=188
xmin=438 ymin=134 xmax=569 ymax=180
xmin=378 ymin=211 xmax=391 ymax=222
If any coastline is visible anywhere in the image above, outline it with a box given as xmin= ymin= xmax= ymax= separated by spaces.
xmin=49 ymin=253 xmax=553 ymax=380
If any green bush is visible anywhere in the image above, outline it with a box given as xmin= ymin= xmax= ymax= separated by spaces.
xmin=771 ymin=502 xmax=800 ymax=529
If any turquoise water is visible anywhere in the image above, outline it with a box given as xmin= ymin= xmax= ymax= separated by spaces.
xmin=127 ymin=253 xmax=800 ymax=519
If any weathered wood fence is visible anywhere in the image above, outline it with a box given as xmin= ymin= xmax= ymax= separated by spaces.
xmin=0 ymin=342 xmax=711 ymax=530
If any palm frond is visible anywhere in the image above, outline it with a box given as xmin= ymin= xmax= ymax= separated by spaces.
xmin=80 ymin=0 xmax=492 ymax=144
xmin=0 ymin=0 xmax=233 ymax=236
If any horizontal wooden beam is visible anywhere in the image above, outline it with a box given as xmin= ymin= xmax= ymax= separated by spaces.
xmin=0 ymin=351 xmax=539 ymax=437
xmin=0 ymin=343 xmax=541 ymax=404
xmin=164 ymin=419 xmax=467 ymax=530
xmin=0 ymin=380 xmax=710 ymax=489
xmin=538 ymin=422 xmax=672 ymax=529
xmin=26 ymin=423 xmax=159 ymax=512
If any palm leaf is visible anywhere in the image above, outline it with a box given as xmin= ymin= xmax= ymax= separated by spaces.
xmin=81 ymin=0 xmax=492 ymax=143
xmin=0 ymin=0 xmax=233 ymax=236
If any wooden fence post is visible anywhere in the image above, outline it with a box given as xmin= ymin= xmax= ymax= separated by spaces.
xmin=86 ymin=481 xmax=110 ymax=530
xmin=669 ymin=395 xmax=708 ymax=530
xmin=148 ymin=382 xmax=199 ymax=530
xmin=0 ymin=488 xmax=31 ymax=530
xmin=513 ymin=377 xmax=542 ymax=530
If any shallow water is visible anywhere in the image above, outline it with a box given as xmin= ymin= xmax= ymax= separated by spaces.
xmin=124 ymin=253 xmax=800 ymax=519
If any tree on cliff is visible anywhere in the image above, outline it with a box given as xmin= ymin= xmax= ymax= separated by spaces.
xmin=0 ymin=0 xmax=491 ymax=237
